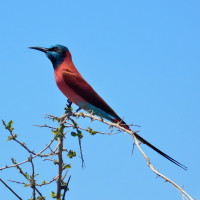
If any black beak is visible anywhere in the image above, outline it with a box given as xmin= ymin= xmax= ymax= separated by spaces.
xmin=29 ymin=46 xmax=49 ymax=53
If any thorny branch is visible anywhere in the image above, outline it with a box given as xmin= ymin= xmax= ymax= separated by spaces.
xmin=1 ymin=109 xmax=194 ymax=200
xmin=46 ymin=111 xmax=194 ymax=200
xmin=11 ymin=158 xmax=44 ymax=197
xmin=8 ymin=176 xmax=58 ymax=187
xmin=0 ymin=137 xmax=56 ymax=171
xmin=1 ymin=118 xmax=71 ymax=200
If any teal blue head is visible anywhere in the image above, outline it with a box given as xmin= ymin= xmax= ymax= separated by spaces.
xmin=29 ymin=44 xmax=69 ymax=69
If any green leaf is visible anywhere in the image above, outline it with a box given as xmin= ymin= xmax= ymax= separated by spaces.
xmin=7 ymin=134 xmax=18 ymax=142
xmin=34 ymin=174 xmax=39 ymax=178
xmin=77 ymin=130 xmax=83 ymax=139
xmin=59 ymin=125 xmax=64 ymax=133
xmin=65 ymin=107 xmax=73 ymax=113
xmin=50 ymin=191 xmax=57 ymax=198
xmin=91 ymin=130 xmax=97 ymax=135
xmin=24 ymin=172 xmax=29 ymax=180
xmin=78 ymin=133 xmax=83 ymax=139
xmin=52 ymin=126 xmax=64 ymax=140
xmin=37 ymin=196 xmax=46 ymax=200
xmin=7 ymin=136 xmax=13 ymax=142
xmin=52 ymin=128 xmax=59 ymax=135
xmin=64 ymin=164 xmax=71 ymax=169
xmin=52 ymin=118 xmax=57 ymax=122
xmin=88 ymin=127 xmax=97 ymax=135
xmin=24 ymin=183 xmax=30 ymax=187
xmin=54 ymin=136 xmax=58 ymax=140
xmin=42 ymin=180 xmax=46 ymax=185
xmin=53 ymin=160 xmax=59 ymax=165
xmin=6 ymin=120 xmax=13 ymax=130
xmin=67 ymin=150 xmax=76 ymax=159
xmin=71 ymin=132 xmax=77 ymax=137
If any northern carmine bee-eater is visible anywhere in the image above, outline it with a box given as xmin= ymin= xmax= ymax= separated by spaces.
xmin=30 ymin=44 xmax=187 ymax=170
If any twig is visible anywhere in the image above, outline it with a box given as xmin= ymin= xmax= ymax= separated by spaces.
xmin=37 ymin=176 xmax=58 ymax=186
xmin=8 ymin=180 xmax=26 ymax=185
xmin=0 ymin=137 xmax=55 ymax=170
xmin=62 ymin=169 xmax=69 ymax=181
xmin=11 ymin=158 xmax=44 ymax=197
xmin=33 ymin=124 xmax=57 ymax=129
xmin=132 ymin=133 xmax=193 ymax=200
xmin=69 ymin=117 xmax=85 ymax=168
xmin=2 ymin=120 xmax=36 ymax=155
xmin=64 ymin=120 xmax=120 ymax=135
xmin=0 ymin=178 xmax=23 ymax=200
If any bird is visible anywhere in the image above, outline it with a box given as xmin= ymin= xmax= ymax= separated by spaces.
xmin=30 ymin=44 xmax=187 ymax=170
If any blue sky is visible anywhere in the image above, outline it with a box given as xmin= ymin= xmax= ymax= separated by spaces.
xmin=0 ymin=0 xmax=199 ymax=199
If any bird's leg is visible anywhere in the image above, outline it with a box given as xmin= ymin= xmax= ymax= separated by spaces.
xmin=64 ymin=99 xmax=73 ymax=115
xmin=75 ymin=107 xmax=82 ymax=112
xmin=67 ymin=99 xmax=72 ymax=108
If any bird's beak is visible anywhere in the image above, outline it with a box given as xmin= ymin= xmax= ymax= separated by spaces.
xmin=29 ymin=46 xmax=49 ymax=53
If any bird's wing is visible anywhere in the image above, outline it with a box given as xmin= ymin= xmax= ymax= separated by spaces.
xmin=62 ymin=70 xmax=120 ymax=119
xmin=63 ymin=71 xmax=187 ymax=170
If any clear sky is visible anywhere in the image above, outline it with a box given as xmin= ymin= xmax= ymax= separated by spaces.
xmin=0 ymin=0 xmax=199 ymax=199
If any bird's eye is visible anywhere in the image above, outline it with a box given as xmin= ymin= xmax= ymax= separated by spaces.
xmin=49 ymin=47 xmax=59 ymax=51
xmin=49 ymin=47 xmax=66 ymax=57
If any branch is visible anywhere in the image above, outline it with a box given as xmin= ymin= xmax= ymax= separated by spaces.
xmin=47 ymin=112 xmax=194 ymax=200
xmin=0 ymin=137 xmax=55 ymax=171
xmin=30 ymin=155 xmax=36 ymax=200
xmin=0 ymin=178 xmax=23 ymax=200
xmin=64 ymin=120 xmax=120 ymax=135
xmin=37 ymin=177 xmax=58 ymax=186
xmin=69 ymin=117 xmax=85 ymax=168
xmin=56 ymin=124 xmax=64 ymax=200
xmin=2 ymin=120 xmax=36 ymax=155
xmin=11 ymin=158 xmax=44 ymax=198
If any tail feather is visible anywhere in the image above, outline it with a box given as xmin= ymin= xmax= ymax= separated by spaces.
xmin=112 ymin=118 xmax=187 ymax=170
xmin=134 ymin=132 xmax=187 ymax=170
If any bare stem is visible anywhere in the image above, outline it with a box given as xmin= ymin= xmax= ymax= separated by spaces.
xmin=0 ymin=178 xmax=23 ymax=200
xmin=69 ymin=117 xmax=85 ymax=167
xmin=57 ymin=125 xmax=64 ymax=200
xmin=0 ymin=137 xmax=55 ymax=171
xmin=30 ymin=155 xmax=36 ymax=200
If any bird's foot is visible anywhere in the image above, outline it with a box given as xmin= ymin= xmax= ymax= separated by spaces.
xmin=67 ymin=99 xmax=72 ymax=108
xmin=75 ymin=107 xmax=82 ymax=112
xmin=65 ymin=99 xmax=73 ymax=114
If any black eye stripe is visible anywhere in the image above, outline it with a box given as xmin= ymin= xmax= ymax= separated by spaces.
xmin=49 ymin=47 xmax=66 ymax=56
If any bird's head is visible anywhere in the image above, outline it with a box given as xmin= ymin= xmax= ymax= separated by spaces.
xmin=29 ymin=44 xmax=69 ymax=69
